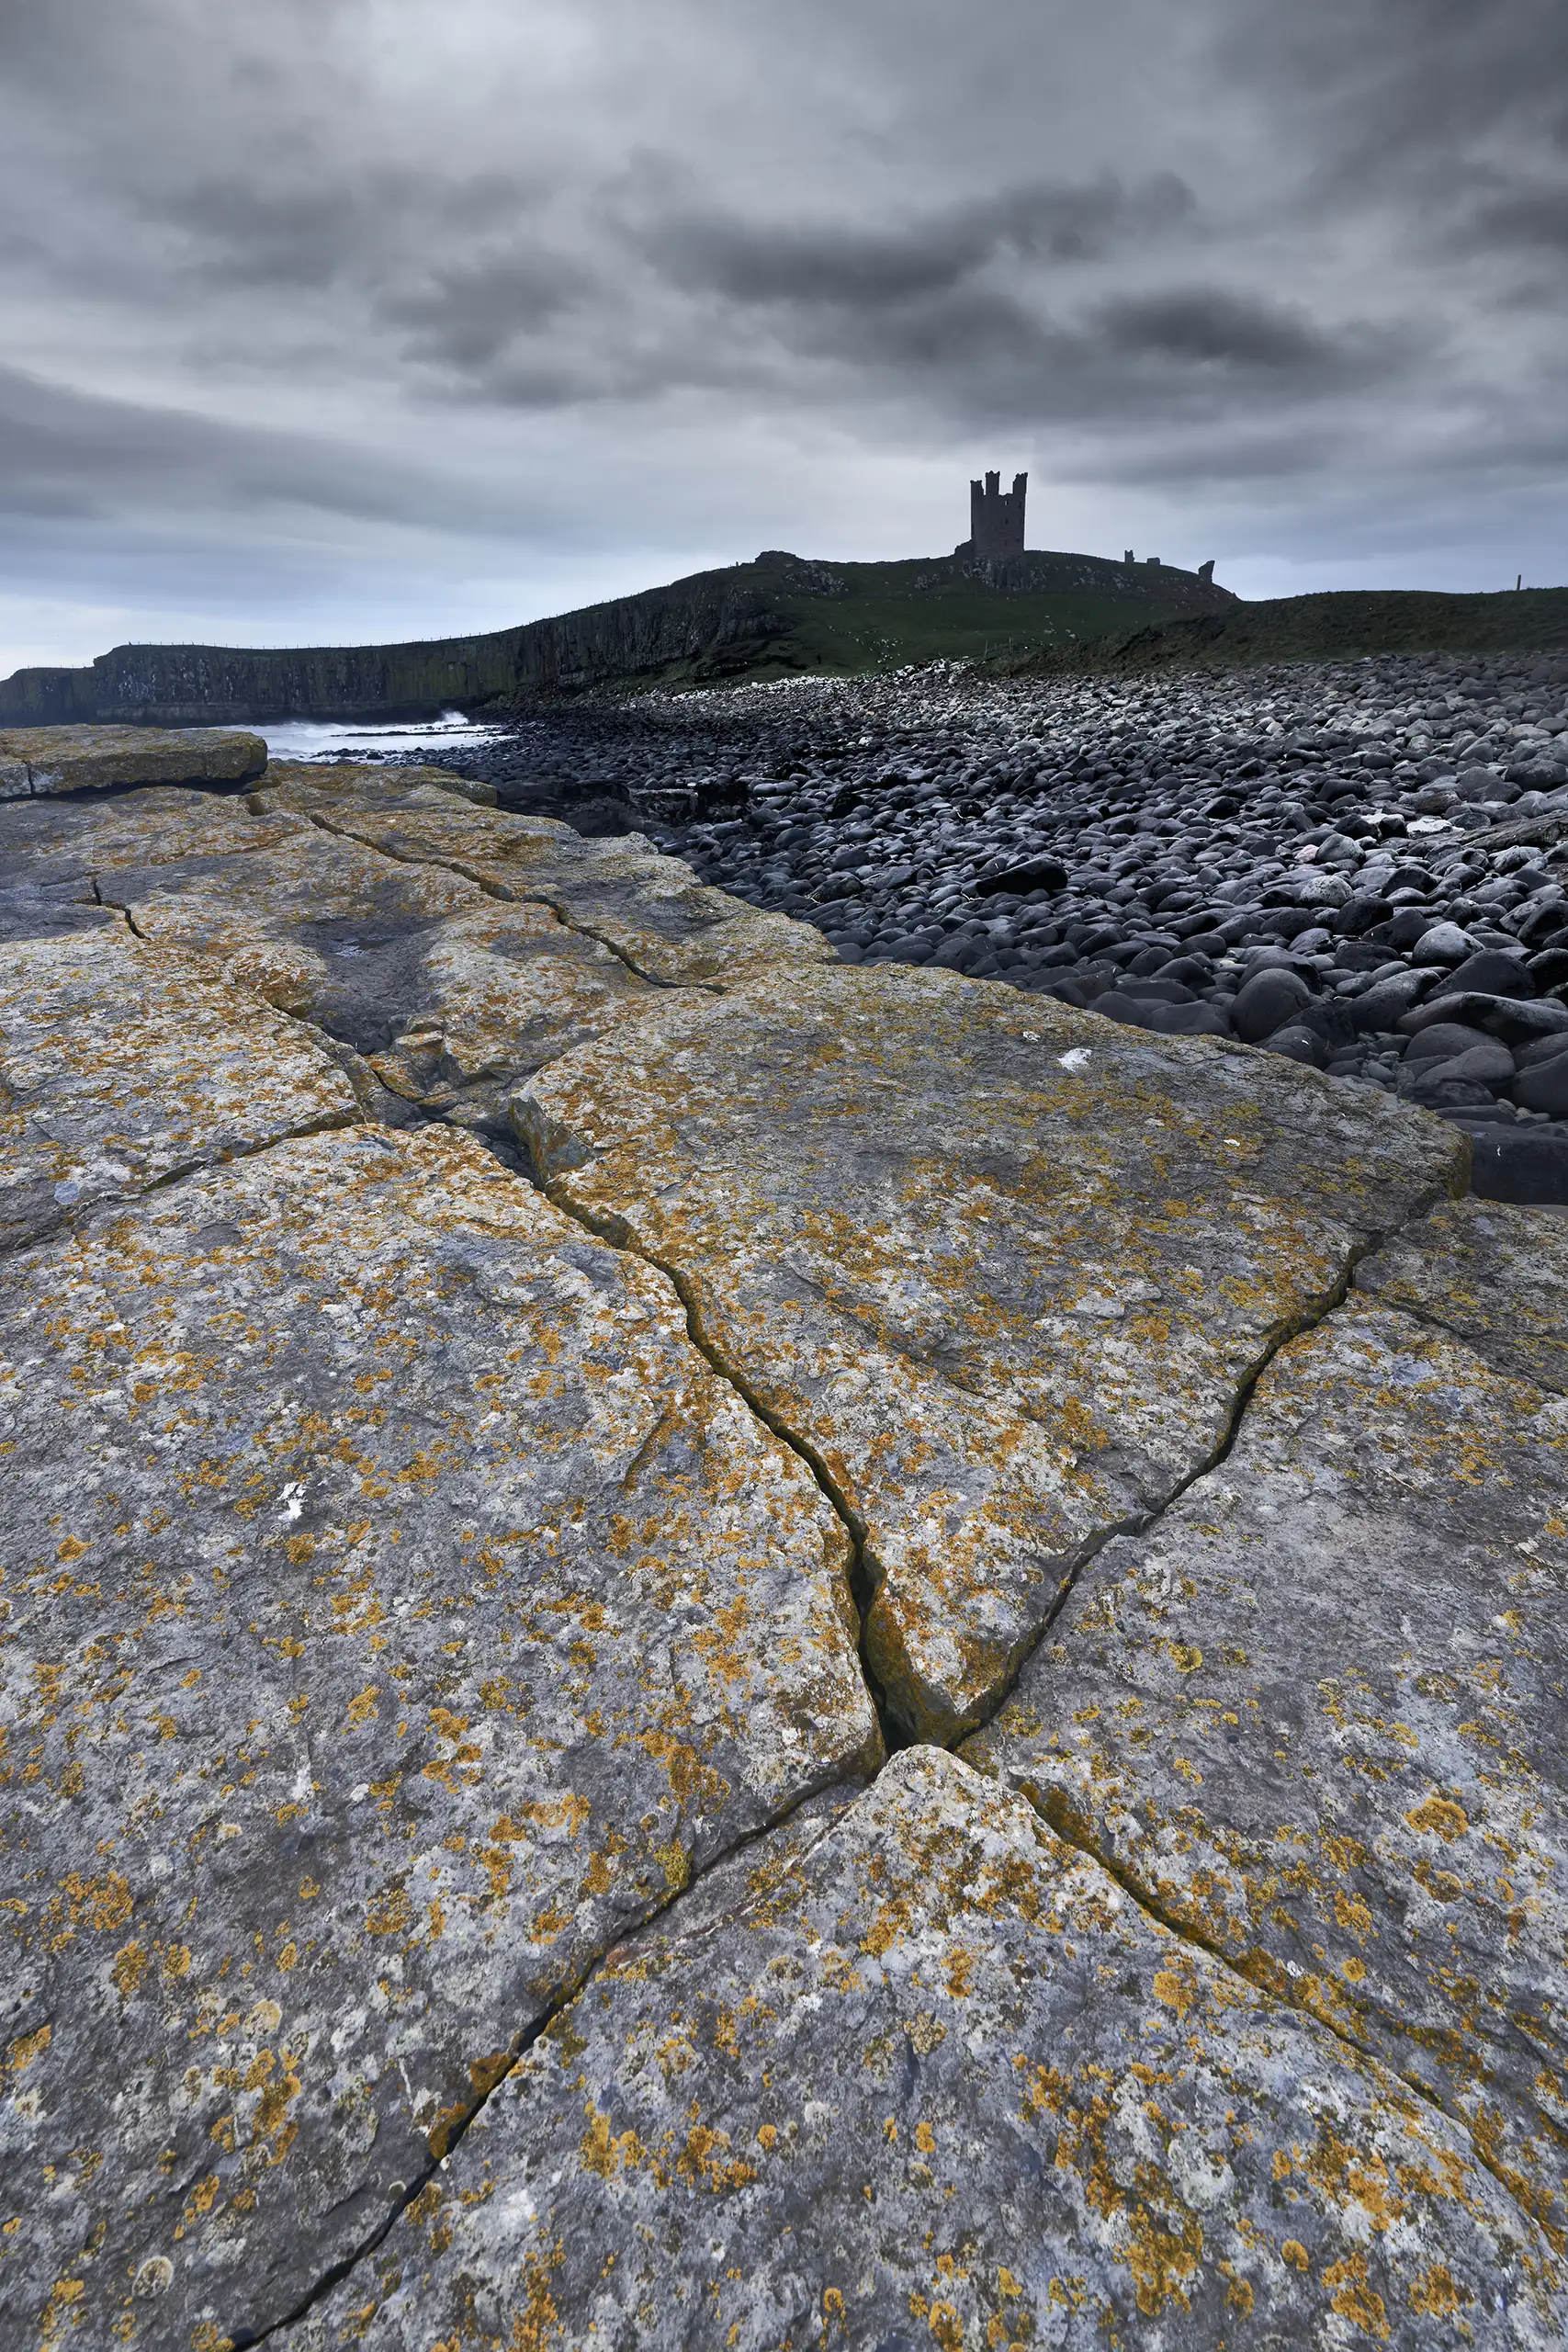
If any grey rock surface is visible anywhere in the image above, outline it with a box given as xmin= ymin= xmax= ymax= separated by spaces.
xmin=0 ymin=724 xmax=266 ymax=800
xmin=251 ymin=765 xmax=833 ymax=989
xmin=515 ymin=960 xmax=1462 ymax=1742
xmin=1353 ymin=1190 xmax=1568 ymax=1392
xmin=5 ymin=745 xmax=1567 ymax=2351
xmin=94 ymin=827 xmax=671 ymax=1118
xmin=0 ymin=1124 xmax=876 ymax=2346
xmin=964 ymin=1227 xmax=1568 ymax=2245
xmin=0 ymin=926 xmax=359 ymax=1250
xmin=282 ymin=1747 xmax=1566 ymax=2352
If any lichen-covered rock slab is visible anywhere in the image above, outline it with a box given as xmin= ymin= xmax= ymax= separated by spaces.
xmin=0 ymin=723 xmax=265 ymax=800
xmin=964 ymin=1262 xmax=1568 ymax=2244
xmin=256 ymin=757 xmax=498 ymax=806
xmin=0 ymin=928 xmax=359 ymax=1248
xmin=281 ymin=1747 xmax=1566 ymax=2352
xmin=253 ymin=764 xmax=832 ymax=986
xmin=93 ymin=829 xmax=671 ymax=1110
xmin=95 ymin=830 xmax=487 ymax=1045
xmin=1354 ymin=1192 xmax=1568 ymax=1395
xmin=365 ymin=903 xmax=665 ymax=1122
xmin=0 ymin=785 xmax=310 ymax=938
xmin=0 ymin=1125 xmax=877 ymax=2347
xmin=515 ymin=963 xmax=1463 ymax=1740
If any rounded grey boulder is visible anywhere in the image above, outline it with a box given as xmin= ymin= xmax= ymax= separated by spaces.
xmin=1515 ymin=1055 xmax=1568 ymax=1118
xmin=1414 ymin=921 xmax=1479 ymax=966
xmin=1404 ymin=1022 xmax=1507 ymax=1069
xmin=1264 ymin=1021 xmax=1327 ymax=1066
xmin=1231 ymin=965 xmax=1312 ymax=1042
xmin=1447 ymin=947 xmax=1534 ymax=998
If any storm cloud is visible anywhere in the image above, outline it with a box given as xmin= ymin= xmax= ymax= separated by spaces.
xmin=1 ymin=0 xmax=1563 ymax=669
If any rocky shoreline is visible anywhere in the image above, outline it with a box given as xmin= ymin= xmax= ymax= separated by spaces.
xmin=414 ymin=648 xmax=1568 ymax=1202
xmin=6 ymin=735 xmax=1568 ymax=2346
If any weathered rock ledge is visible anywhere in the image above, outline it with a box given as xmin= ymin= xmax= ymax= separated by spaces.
xmin=3 ymin=744 xmax=1566 ymax=2350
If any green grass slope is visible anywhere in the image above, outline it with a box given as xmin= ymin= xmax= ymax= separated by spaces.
xmin=0 ymin=549 xmax=1236 ymax=726
xmin=1016 ymin=586 xmax=1568 ymax=677
xmin=712 ymin=550 xmax=1235 ymax=680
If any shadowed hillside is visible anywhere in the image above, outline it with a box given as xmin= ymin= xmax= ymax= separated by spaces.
xmin=0 ymin=549 xmax=1232 ymax=724
xmin=1017 ymin=585 xmax=1568 ymax=676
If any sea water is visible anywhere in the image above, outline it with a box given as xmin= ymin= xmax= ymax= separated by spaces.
xmin=258 ymin=709 xmax=510 ymax=762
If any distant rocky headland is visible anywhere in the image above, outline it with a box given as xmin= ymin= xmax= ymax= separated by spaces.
xmin=0 ymin=548 xmax=1238 ymax=725
xmin=5 ymin=548 xmax=1566 ymax=731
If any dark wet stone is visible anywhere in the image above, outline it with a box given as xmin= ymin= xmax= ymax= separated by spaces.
xmin=1112 ymin=976 xmax=1195 ymax=1004
xmin=1403 ymin=1021 xmax=1501 ymax=1066
xmin=976 ymin=854 xmax=1067 ymax=897
xmin=1230 ymin=967 xmax=1312 ymax=1043
xmin=1263 ymin=1022 xmax=1328 ymax=1065
xmin=1401 ymin=1060 xmax=1506 ymax=1108
xmin=1447 ymin=947 xmax=1535 ymax=997
xmin=1148 ymin=1001 xmax=1231 ymax=1037
xmin=1155 ymin=953 xmax=1213 ymax=984
xmin=1468 ymin=1125 xmax=1568 ymax=1204
xmin=1352 ymin=971 xmax=1434 ymax=1030
xmin=1403 ymin=990 xmax=1568 ymax=1046
xmin=1437 ymin=1039 xmax=1516 ymax=1085
xmin=1333 ymin=893 xmax=1394 ymax=935
xmin=1516 ymin=1057 xmax=1568 ymax=1119
xmin=1517 ymin=1034 xmax=1568 ymax=1069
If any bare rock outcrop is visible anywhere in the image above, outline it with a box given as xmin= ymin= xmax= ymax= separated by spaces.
xmin=0 ymin=724 xmax=265 ymax=800
xmin=3 ymin=741 xmax=1565 ymax=2351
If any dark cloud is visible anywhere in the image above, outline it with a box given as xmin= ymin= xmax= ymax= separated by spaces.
xmin=1092 ymin=288 xmax=1412 ymax=386
xmin=0 ymin=361 xmax=481 ymax=529
xmin=164 ymin=181 xmax=368 ymax=289
xmin=145 ymin=165 xmax=549 ymax=292
xmin=0 ymin=0 xmax=1564 ymax=668
xmin=1222 ymin=0 xmax=1568 ymax=206
xmin=642 ymin=174 xmax=1195 ymax=309
xmin=1450 ymin=184 xmax=1568 ymax=260
xmin=382 ymin=251 xmax=592 ymax=371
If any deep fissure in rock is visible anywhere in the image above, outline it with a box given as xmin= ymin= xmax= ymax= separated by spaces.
xmin=224 ymin=1766 xmax=868 ymax=2347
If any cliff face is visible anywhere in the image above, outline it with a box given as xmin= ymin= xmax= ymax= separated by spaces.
xmin=0 ymin=550 xmax=1235 ymax=724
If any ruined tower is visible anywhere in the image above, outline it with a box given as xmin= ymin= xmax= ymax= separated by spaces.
xmin=959 ymin=469 xmax=1027 ymax=560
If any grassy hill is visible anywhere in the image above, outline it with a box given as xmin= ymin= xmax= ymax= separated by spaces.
xmin=687 ymin=549 xmax=1234 ymax=679
xmin=0 ymin=550 xmax=1232 ymax=725
xmin=1017 ymin=586 xmax=1568 ymax=677
xmin=7 ymin=565 xmax=1562 ymax=729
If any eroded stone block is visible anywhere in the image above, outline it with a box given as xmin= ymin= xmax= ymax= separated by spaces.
xmin=1353 ymin=1192 xmax=1568 ymax=1395
xmin=0 ymin=724 xmax=266 ymax=799
xmin=280 ymin=1748 xmax=1566 ymax=2352
xmin=964 ymin=1282 xmax=1568 ymax=2243
xmin=0 ymin=928 xmax=359 ymax=1248
xmin=95 ymin=830 xmax=674 ymax=1117
xmin=0 ymin=1125 xmax=877 ymax=2346
xmin=255 ymin=758 xmax=497 ymax=807
xmin=254 ymin=763 xmax=831 ymax=987
xmin=0 ymin=786 xmax=310 ymax=941
xmin=515 ymin=963 xmax=1464 ymax=1740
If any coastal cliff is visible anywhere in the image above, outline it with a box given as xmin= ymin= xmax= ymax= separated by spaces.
xmin=0 ymin=548 xmax=1234 ymax=724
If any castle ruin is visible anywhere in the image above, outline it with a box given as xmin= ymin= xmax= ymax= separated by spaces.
xmin=957 ymin=469 xmax=1026 ymax=560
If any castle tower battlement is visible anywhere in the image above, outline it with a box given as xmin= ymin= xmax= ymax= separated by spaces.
xmin=958 ymin=469 xmax=1027 ymax=560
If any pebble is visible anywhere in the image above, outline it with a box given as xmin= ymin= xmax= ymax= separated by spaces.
xmin=405 ymin=647 xmax=1568 ymax=1203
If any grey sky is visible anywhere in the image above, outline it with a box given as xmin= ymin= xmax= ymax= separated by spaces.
xmin=2 ymin=0 xmax=1564 ymax=672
